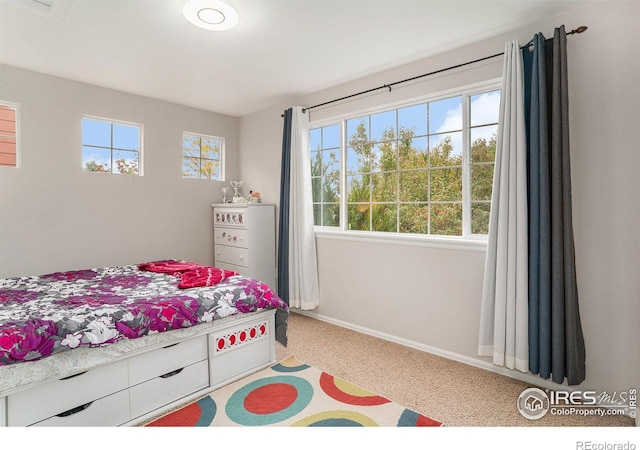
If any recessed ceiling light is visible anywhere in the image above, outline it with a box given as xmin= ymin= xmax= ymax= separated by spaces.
xmin=183 ymin=0 xmax=239 ymax=31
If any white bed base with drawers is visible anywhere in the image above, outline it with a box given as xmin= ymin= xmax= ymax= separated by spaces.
xmin=0 ymin=309 xmax=276 ymax=427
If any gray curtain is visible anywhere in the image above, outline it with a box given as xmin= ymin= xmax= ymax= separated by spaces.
xmin=523 ymin=25 xmax=585 ymax=385
xmin=275 ymin=108 xmax=292 ymax=346
xmin=278 ymin=108 xmax=292 ymax=303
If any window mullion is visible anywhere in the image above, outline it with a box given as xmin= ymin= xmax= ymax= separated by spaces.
xmin=426 ymin=103 xmax=431 ymax=235
xmin=462 ymin=94 xmax=471 ymax=237
xmin=395 ymin=114 xmax=400 ymax=233
xmin=110 ymin=123 xmax=114 ymax=174
xmin=340 ymin=120 xmax=347 ymax=231
xmin=368 ymin=116 xmax=372 ymax=232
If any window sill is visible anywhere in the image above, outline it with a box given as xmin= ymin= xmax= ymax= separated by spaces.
xmin=313 ymin=228 xmax=488 ymax=252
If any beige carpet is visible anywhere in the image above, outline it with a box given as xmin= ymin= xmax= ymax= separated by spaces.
xmin=276 ymin=312 xmax=634 ymax=427
xmin=145 ymin=355 xmax=442 ymax=427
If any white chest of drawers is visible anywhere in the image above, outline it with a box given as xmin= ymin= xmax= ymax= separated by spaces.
xmin=212 ymin=203 xmax=276 ymax=289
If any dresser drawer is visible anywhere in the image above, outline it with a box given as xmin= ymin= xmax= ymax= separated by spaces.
xmin=129 ymin=359 xmax=210 ymax=419
xmin=215 ymin=261 xmax=249 ymax=277
xmin=213 ymin=208 xmax=247 ymax=228
xmin=128 ymin=335 xmax=207 ymax=386
xmin=215 ymin=245 xmax=249 ymax=267
xmin=8 ymin=359 xmax=128 ymax=426
xmin=31 ymin=389 xmax=130 ymax=427
xmin=214 ymin=227 xmax=248 ymax=249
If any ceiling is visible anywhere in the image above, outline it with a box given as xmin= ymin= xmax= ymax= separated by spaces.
xmin=0 ymin=0 xmax=597 ymax=117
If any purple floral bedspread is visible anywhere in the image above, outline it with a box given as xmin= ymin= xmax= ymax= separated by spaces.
xmin=0 ymin=264 xmax=288 ymax=366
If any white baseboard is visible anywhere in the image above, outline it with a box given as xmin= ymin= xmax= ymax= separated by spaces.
xmin=292 ymin=310 xmax=574 ymax=393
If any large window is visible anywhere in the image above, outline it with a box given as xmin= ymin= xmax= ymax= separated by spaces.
xmin=82 ymin=117 xmax=142 ymax=175
xmin=182 ymin=132 xmax=224 ymax=180
xmin=310 ymin=84 xmax=500 ymax=238
xmin=0 ymin=103 xmax=18 ymax=168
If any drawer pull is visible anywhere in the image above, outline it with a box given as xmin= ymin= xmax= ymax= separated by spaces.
xmin=59 ymin=371 xmax=88 ymax=381
xmin=163 ymin=342 xmax=180 ymax=349
xmin=160 ymin=368 xmax=184 ymax=379
xmin=57 ymin=401 xmax=93 ymax=417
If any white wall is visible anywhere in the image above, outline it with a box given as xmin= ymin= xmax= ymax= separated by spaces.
xmin=0 ymin=64 xmax=239 ymax=278
xmin=239 ymin=0 xmax=640 ymax=396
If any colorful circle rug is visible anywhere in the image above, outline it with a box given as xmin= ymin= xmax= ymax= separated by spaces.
xmin=145 ymin=356 xmax=442 ymax=427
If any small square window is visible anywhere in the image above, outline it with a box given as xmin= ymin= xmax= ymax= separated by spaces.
xmin=82 ymin=117 xmax=142 ymax=175
xmin=182 ymin=132 xmax=224 ymax=180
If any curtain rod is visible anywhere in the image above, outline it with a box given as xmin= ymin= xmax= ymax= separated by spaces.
xmin=282 ymin=25 xmax=587 ymax=117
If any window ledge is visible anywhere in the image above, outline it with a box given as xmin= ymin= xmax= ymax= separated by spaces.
xmin=314 ymin=228 xmax=488 ymax=252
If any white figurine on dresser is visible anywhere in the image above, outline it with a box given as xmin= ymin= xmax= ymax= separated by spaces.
xmin=211 ymin=203 xmax=276 ymax=289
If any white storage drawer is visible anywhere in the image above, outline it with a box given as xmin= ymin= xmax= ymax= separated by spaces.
xmin=31 ymin=389 xmax=130 ymax=427
xmin=214 ymin=227 xmax=248 ymax=249
xmin=209 ymin=317 xmax=273 ymax=388
xmin=215 ymin=245 xmax=249 ymax=268
xmin=7 ymin=359 xmax=128 ymax=426
xmin=129 ymin=359 xmax=209 ymax=419
xmin=128 ymin=335 xmax=207 ymax=386
xmin=210 ymin=336 xmax=271 ymax=388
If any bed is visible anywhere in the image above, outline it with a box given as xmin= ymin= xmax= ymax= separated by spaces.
xmin=0 ymin=260 xmax=288 ymax=427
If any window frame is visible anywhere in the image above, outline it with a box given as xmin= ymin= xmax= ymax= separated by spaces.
xmin=181 ymin=131 xmax=225 ymax=181
xmin=309 ymin=79 xmax=501 ymax=250
xmin=0 ymin=101 xmax=20 ymax=168
xmin=81 ymin=115 xmax=143 ymax=175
